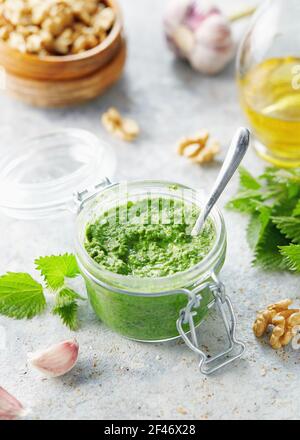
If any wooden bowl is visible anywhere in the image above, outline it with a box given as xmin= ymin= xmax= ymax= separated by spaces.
xmin=6 ymin=40 xmax=126 ymax=107
xmin=0 ymin=0 xmax=126 ymax=106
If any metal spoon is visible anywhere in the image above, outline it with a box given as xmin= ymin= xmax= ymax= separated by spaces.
xmin=191 ymin=127 xmax=250 ymax=236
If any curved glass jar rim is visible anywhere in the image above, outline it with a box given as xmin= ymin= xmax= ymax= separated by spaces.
xmin=0 ymin=128 xmax=116 ymax=219
xmin=75 ymin=180 xmax=227 ymax=294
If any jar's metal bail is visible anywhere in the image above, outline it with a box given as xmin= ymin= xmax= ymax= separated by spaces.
xmin=177 ymin=272 xmax=245 ymax=375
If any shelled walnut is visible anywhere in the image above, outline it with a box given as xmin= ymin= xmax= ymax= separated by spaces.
xmin=253 ymin=299 xmax=300 ymax=349
xmin=177 ymin=131 xmax=220 ymax=165
xmin=0 ymin=0 xmax=116 ymax=56
xmin=102 ymin=107 xmax=140 ymax=142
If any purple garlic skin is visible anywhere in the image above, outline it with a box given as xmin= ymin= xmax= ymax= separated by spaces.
xmin=164 ymin=0 xmax=235 ymax=75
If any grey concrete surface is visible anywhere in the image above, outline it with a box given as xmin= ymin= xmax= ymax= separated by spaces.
xmin=0 ymin=0 xmax=299 ymax=420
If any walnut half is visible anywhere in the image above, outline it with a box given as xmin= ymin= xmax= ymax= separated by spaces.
xmin=177 ymin=130 xmax=220 ymax=165
xmin=101 ymin=107 xmax=140 ymax=142
xmin=253 ymin=299 xmax=300 ymax=350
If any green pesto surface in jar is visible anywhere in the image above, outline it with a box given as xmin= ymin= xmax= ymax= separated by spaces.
xmin=84 ymin=198 xmax=216 ymax=278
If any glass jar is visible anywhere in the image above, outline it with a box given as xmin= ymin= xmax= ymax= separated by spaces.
xmin=75 ymin=180 xmax=226 ymax=342
xmin=75 ymin=179 xmax=244 ymax=374
xmin=237 ymin=0 xmax=300 ymax=168
xmin=0 ymin=130 xmax=245 ymax=375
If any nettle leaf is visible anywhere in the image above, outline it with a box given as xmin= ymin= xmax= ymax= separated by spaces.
xmin=247 ymin=215 xmax=262 ymax=250
xmin=262 ymin=167 xmax=300 ymax=185
xmin=273 ymin=197 xmax=299 ymax=217
xmin=239 ymin=167 xmax=261 ymax=190
xmin=280 ymin=245 xmax=300 ymax=272
xmin=247 ymin=206 xmax=272 ymax=250
xmin=253 ymin=224 xmax=289 ymax=271
xmin=260 ymin=167 xmax=278 ymax=181
xmin=52 ymin=288 xmax=85 ymax=330
xmin=273 ymin=216 xmax=300 ymax=244
xmin=226 ymin=189 xmax=262 ymax=213
xmin=55 ymin=288 xmax=85 ymax=307
xmin=228 ymin=167 xmax=300 ymax=273
xmin=287 ymin=182 xmax=300 ymax=199
xmin=53 ymin=301 xmax=78 ymax=331
xmin=293 ymin=200 xmax=300 ymax=216
xmin=35 ymin=254 xmax=80 ymax=291
xmin=0 ymin=273 xmax=46 ymax=319
xmin=261 ymin=168 xmax=300 ymax=203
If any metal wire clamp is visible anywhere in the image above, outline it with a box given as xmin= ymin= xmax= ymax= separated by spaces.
xmin=177 ymin=272 xmax=245 ymax=375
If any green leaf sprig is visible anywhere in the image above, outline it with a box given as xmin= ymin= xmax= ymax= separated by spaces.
xmin=35 ymin=254 xmax=80 ymax=290
xmin=0 ymin=273 xmax=45 ymax=319
xmin=0 ymin=254 xmax=85 ymax=330
xmin=227 ymin=167 xmax=300 ymax=272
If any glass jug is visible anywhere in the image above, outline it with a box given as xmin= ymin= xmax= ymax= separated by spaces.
xmin=237 ymin=0 xmax=300 ymax=168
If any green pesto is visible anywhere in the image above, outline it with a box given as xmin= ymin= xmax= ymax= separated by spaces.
xmin=84 ymin=198 xmax=216 ymax=278
xmin=85 ymin=277 xmax=215 ymax=341
xmin=82 ymin=198 xmax=222 ymax=341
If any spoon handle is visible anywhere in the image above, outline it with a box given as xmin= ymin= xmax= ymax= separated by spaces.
xmin=191 ymin=127 xmax=250 ymax=236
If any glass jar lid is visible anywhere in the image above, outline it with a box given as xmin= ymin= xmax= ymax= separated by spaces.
xmin=0 ymin=128 xmax=116 ymax=219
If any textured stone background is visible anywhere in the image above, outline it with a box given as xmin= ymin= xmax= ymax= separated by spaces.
xmin=0 ymin=0 xmax=299 ymax=420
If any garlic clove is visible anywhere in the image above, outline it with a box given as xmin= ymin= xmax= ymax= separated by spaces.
xmin=195 ymin=14 xmax=233 ymax=49
xmin=164 ymin=0 xmax=193 ymax=55
xmin=0 ymin=387 xmax=27 ymax=420
xmin=189 ymin=43 xmax=234 ymax=75
xmin=172 ymin=25 xmax=195 ymax=55
xmin=184 ymin=3 xmax=220 ymax=32
xmin=164 ymin=0 xmax=192 ymax=33
xmin=28 ymin=339 xmax=79 ymax=378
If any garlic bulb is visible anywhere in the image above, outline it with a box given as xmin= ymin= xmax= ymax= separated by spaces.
xmin=28 ymin=339 xmax=79 ymax=378
xmin=0 ymin=387 xmax=27 ymax=420
xmin=164 ymin=0 xmax=235 ymax=75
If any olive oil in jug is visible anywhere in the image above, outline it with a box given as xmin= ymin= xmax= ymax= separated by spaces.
xmin=238 ymin=57 xmax=300 ymax=167
xmin=236 ymin=0 xmax=300 ymax=167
